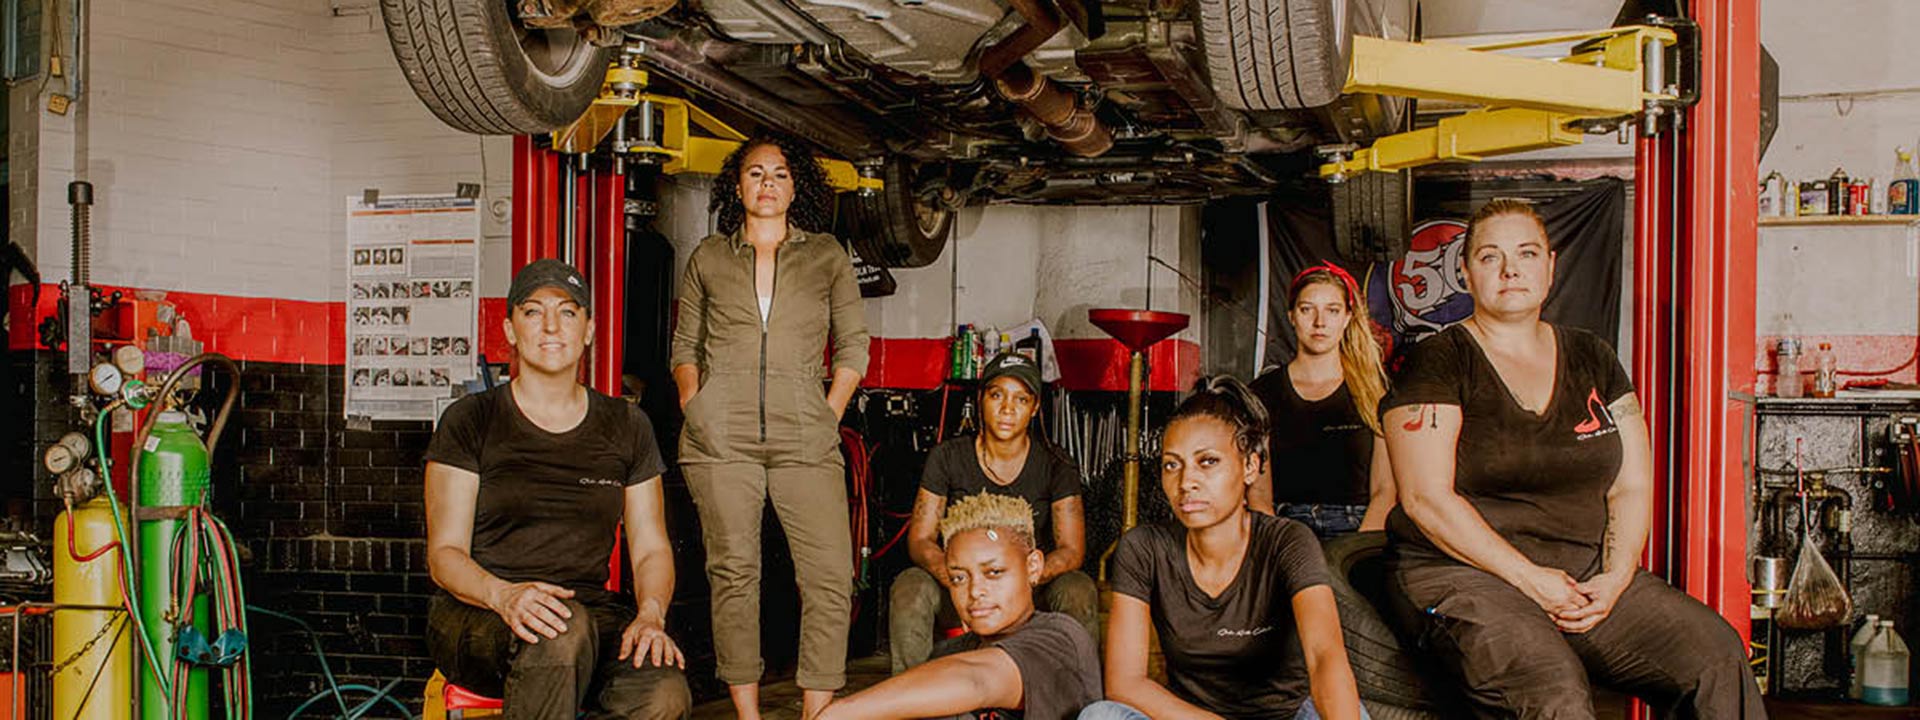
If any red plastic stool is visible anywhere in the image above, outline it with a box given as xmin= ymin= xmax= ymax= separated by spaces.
xmin=443 ymin=680 xmax=504 ymax=719
xmin=435 ymin=532 xmax=625 ymax=717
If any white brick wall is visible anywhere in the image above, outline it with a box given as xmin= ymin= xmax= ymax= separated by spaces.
xmin=19 ymin=0 xmax=506 ymax=303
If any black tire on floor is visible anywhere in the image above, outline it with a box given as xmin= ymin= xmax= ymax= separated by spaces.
xmin=1195 ymin=0 xmax=1348 ymax=111
xmin=846 ymin=160 xmax=953 ymax=269
xmin=1363 ymin=701 xmax=1450 ymax=720
xmin=380 ymin=0 xmax=614 ymax=135
xmin=1323 ymin=532 xmax=1449 ymax=711
xmin=1331 ymin=170 xmax=1410 ymax=264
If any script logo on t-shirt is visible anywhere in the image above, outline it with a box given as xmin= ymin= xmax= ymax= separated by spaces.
xmin=1217 ymin=625 xmax=1274 ymax=638
xmin=577 ymin=476 xmax=620 ymax=487
xmin=1573 ymin=388 xmax=1618 ymax=441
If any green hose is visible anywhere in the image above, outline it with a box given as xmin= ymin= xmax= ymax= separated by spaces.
xmin=249 ymin=606 xmax=417 ymax=720
xmin=94 ymin=408 xmax=177 ymax=710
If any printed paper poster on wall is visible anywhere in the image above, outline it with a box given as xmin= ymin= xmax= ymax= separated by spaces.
xmin=345 ymin=194 xmax=480 ymax=421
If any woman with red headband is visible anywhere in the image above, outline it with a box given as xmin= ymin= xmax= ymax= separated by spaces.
xmin=1248 ymin=263 xmax=1395 ymax=537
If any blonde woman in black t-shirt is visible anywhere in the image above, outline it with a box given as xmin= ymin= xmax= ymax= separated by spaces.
xmin=819 ymin=493 xmax=1102 ymax=720
xmin=1249 ymin=263 xmax=1395 ymax=538
xmin=1380 ymin=200 xmax=1762 ymax=718
xmin=1086 ymin=377 xmax=1363 ymax=720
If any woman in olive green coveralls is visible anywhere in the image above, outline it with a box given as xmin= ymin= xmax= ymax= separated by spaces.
xmin=671 ymin=133 xmax=869 ymax=720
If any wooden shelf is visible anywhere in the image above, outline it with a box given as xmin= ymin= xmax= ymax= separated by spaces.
xmin=1759 ymin=215 xmax=1919 ymax=226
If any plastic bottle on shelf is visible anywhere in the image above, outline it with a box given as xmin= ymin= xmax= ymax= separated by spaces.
xmin=1862 ymin=620 xmax=1910 ymax=706
xmin=1851 ymin=614 xmax=1882 ymax=700
xmin=1775 ymin=337 xmax=1804 ymax=399
xmin=1892 ymin=147 xmax=1920 ymax=215
xmin=1761 ymin=171 xmax=1786 ymax=217
xmin=1813 ymin=343 xmax=1838 ymax=398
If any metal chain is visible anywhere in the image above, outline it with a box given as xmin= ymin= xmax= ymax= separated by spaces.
xmin=49 ymin=610 xmax=125 ymax=676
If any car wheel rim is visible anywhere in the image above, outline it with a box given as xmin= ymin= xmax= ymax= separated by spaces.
xmin=512 ymin=14 xmax=594 ymax=86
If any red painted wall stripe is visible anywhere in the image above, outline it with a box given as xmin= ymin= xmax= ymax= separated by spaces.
xmin=13 ymin=284 xmax=1205 ymax=392
xmin=9 ymin=283 xmax=344 ymax=364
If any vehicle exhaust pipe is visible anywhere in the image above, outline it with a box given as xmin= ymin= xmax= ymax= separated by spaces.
xmin=993 ymin=62 xmax=1113 ymax=157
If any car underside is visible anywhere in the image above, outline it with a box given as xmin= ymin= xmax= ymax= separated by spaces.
xmin=629 ymin=0 xmax=1415 ymax=205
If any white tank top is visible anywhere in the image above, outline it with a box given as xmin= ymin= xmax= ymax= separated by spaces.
xmin=758 ymin=295 xmax=772 ymax=324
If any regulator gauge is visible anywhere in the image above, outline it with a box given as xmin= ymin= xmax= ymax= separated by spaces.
xmin=43 ymin=444 xmax=78 ymax=475
xmin=88 ymin=362 xmax=124 ymax=396
xmin=112 ymin=345 xmax=145 ymax=376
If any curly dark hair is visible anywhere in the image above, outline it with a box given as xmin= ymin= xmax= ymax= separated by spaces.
xmin=709 ymin=131 xmax=836 ymax=236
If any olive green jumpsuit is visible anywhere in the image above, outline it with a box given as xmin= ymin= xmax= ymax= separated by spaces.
xmin=671 ymin=225 xmax=868 ymax=691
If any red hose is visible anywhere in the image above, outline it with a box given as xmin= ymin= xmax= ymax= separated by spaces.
xmin=64 ymin=502 xmax=119 ymax=563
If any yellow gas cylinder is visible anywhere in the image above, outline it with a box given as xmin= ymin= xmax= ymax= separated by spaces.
xmin=53 ymin=497 xmax=131 ymax=720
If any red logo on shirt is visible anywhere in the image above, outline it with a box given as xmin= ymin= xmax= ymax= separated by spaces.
xmin=1574 ymin=388 xmax=1617 ymax=439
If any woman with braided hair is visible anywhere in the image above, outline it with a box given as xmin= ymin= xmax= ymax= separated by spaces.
xmin=671 ymin=130 xmax=870 ymax=720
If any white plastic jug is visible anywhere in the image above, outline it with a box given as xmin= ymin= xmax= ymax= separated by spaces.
xmin=1851 ymin=614 xmax=1882 ymax=700
xmin=1862 ymin=620 xmax=1910 ymax=707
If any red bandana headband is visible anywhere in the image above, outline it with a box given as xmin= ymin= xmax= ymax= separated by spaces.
xmin=1290 ymin=262 xmax=1362 ymax=305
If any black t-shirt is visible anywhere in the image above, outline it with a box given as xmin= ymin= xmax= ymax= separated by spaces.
xmin=1251 ymin=367 xmax=1373 ymax=506
xmin=921 ymin=437 xmax=1081 ymax=551
xmin=425 ymin=385 xmax=666 ymax=604
xmin=1381 ymin=324 xmax=1634 ymax=578
xmin=1110 ymin=513 xmax=1330 ymax=720
xmin=930 ymin=611 xmax=1103 ymax=720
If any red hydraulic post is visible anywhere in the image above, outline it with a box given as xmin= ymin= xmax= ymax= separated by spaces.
xmin=1678 ymin=0 xmax=1759 ymax=634
xmin=1633 ymin=128 xmax=1676 ymax=580
xmin=512 ymin=136 xmax=562 ymax=271
xmin=589 ymin=167 xmax=627 ymax=397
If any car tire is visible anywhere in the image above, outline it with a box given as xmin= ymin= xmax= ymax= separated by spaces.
xmin=380 ymin=0 xmax=614 ymax=135
xmin=1323 ymin=532 xmax=1458 ymax=712
xmin=1362 ymin=701 xmax=1450 ymax=720
xmin=1332 ymin=170 xmax=1410 ymax=264
xmin=1196 ymin=0 xmax=1348 ymax=111
xmin=844 ymin=160 xmax=953 ymax=269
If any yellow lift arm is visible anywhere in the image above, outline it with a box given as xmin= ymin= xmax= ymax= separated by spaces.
xmin=549 ymin=59 xmax=883 ymax=193
xmin=1319 ymin=25 xmax=1681 ymax=179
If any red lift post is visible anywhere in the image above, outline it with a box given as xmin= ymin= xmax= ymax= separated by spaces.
xmin=1633 ymin=0 xmax=1759 ymax=639
xmin=509 ymin=136 xmax=627 ymax=399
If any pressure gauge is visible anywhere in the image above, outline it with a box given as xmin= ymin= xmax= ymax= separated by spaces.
xmin=43 ymin=432 xmax=91 ymax=474
xmin=112 ymin=345 xmax=145 ymax=376
xmin=43 ymin=444 xmax=78 ymax=475
xmin=88 ymin=362 xmax=124 ymax=396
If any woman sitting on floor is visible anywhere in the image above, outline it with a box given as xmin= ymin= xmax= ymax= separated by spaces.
xmin=818 ymin=493 xmax=1103 ymax=720
xmin=1084 ymin=376 xmax=1364 ymax=720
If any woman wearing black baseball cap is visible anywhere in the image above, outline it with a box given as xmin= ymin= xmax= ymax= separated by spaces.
xmin=423 ymin=259 xmax=691 ymax=718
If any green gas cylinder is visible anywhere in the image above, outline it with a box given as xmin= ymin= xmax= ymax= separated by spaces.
xmin=137 ymin=410 xmax=210 ymax=720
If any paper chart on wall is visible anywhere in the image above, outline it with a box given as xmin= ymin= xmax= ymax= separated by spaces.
xmin=345 ymin=194 xmax=479 ymax=421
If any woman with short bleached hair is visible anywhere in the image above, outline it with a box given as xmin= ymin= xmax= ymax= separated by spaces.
xmin=816 ymin=492 xmax=1103 ymax=720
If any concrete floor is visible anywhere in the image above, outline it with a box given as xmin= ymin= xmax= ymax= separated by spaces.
xmin=690 ymin=655 xmax=893 ymax=720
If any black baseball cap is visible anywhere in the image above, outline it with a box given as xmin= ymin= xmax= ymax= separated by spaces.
xmin=981 ymin=352 xmax=1042 ymax=396
xmin=508 ymin=259 xmax=591 ymax=311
